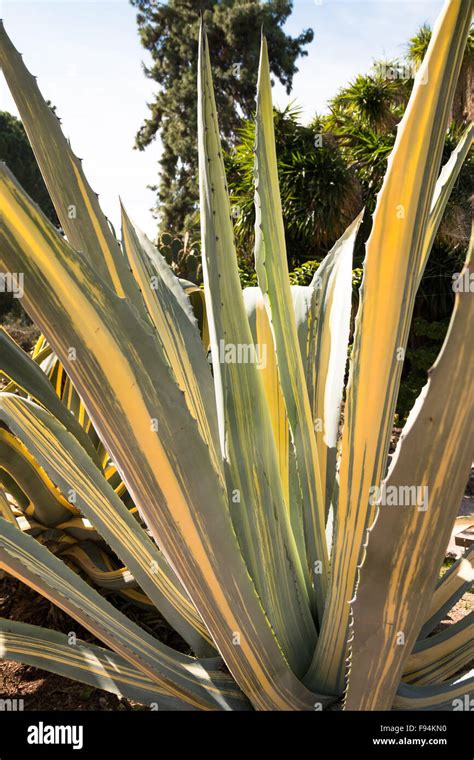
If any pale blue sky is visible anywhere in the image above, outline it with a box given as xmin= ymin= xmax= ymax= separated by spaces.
xmin=1 ymin=0 xmax=445 ymax=237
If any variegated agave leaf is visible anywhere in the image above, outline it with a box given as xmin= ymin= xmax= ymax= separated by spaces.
xmin=0 ymin=0 xmax=472 ymax=712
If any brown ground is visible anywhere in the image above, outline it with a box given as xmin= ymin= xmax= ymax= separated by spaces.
xmin=0 ymin=657 xmax=126 ymax=711
xmin=0 ymin=576 xmax=188 ymax=710
xmin=0 ymin=577 xmax=129 ymax=710
xmin=1 ymin=318 xmax=40 ymax=353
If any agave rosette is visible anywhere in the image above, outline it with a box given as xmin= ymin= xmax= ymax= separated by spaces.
xmin=0 ymin=0 xmax=472 ymax=711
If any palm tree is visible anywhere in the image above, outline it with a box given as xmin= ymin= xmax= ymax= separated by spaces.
xmin=323 ymin=35 xmax=472 ymax=421
xmin=408 ymin=23 xmax=473 ymax=124
xmin=325 ymin=73 xmax=408 ymax=210
xmin=226 ymin=104 xmax=362 ymax=267
xmin=329 ymin=73 xmax=405 ymax=133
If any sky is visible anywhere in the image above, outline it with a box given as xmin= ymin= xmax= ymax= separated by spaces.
xmin=1 ymin=0 xmax=445 ymax=238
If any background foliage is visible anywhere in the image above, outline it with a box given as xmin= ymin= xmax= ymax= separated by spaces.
xmin=0 ymin=15 xmax=472 ymax=421
xmin=131 ymin=0 xmax=313 ymax=235
xmin=0 ymin=111 xmax=58 ymax=326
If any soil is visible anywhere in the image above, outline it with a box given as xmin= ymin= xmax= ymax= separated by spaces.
xmin=0 ymin=576 xmax=188 ymax=711
xmin=1 ymin=318 xmax=40 ymax=353
xmin=0 ymin=577 xmax=128 ymax=710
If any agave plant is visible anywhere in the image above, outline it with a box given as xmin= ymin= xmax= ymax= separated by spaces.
xmin=0 ymin=0 xmax=473 ymax=711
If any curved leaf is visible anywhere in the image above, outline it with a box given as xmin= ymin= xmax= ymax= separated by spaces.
xmin=0 ymin=517 xmax=246 ymax=710
xmin=420 ymin=547 xmax=474 ymax=638
xmin=0 ymin=22 xmax=144 ymax=312
xmin=344 ymin=244 xmax=474 ymax=710
xmin=0 ymin=160 xmax=325 ymax=710
xmin=309 ymin=0 xmax=473 ymax=695
xmin=254 ymin=35 xmax=327 ymax=616
xmin=394 ymin=674 xmax=474 ymax=711
xmin=0 ymin=328 xmax=100 ymax=465
xmin=404 ymin=614 xmax=473 ymax=685
xmin=198 ymin=25 xmax=316 ymax=674
xmin=0 ymin=619 xmax=197 ymax=711
xmin=0 ymin=393 xmax=215 ymax=656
